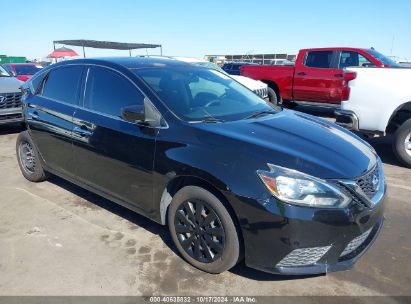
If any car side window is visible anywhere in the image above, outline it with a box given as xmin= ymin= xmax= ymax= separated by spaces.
xmin=305 ymin=51 xmax=333 ymax=68
xmin=42 ymin=66 xmax=83 ymax=105
xmin=31 ymin=71 xmax=48 ymax=94
xmin=84 ymin=66 xmax=144 ymax=118
xmin=339 ymin=51 xmax=373 ymax=68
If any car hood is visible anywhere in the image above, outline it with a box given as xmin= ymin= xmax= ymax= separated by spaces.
xmin=196 ymin=110 xmax=377 ymax=179
xmin=0 ymin=77 xmax=23 ymax=93
xmin=231 ymin=75 xmax=267 ymax=90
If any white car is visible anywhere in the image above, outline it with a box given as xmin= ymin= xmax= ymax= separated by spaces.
xmin=335 ymin=67 xmax=411 ymax=167
xmin=172 ymin=57 xmax=268 ymax=99
xmin=0 ymin=66 xmax=24 ymax=125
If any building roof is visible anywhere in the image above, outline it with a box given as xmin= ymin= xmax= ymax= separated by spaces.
xmin=56 ymin=57 xmax=189 ymax=69
xmin=53 ymin=39 xmax=161 ymax=50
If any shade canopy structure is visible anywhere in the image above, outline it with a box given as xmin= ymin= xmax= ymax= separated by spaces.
xmin=48 ymin=46 xmax=79 ymax=58
xmin=53 ymin=39 xmax=162 ymax=57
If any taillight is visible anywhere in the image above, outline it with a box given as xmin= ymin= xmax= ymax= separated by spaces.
xmin=342 ymin=71 xmax=357 ymax=101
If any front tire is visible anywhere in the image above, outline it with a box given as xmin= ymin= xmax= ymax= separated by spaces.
xmin=392 ymin=118 xmax=411 ymax=168
xmin=267 ymin=87 xmax=279 ymax=105
xmin=16 ymin=131 xmax=48 ymax=182
xmin=168 ymin=186 xmax=240 ymax=274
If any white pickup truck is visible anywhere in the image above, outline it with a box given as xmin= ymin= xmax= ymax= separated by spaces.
xmin=335 ymin=67 xmax=411 ymax=167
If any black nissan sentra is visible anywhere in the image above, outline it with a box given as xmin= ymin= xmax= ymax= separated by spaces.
xmin=18 ymin=58 xmax=385 ymax=275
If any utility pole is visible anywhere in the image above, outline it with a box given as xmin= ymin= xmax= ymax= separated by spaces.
xmin=390 ymin=35 xmax=395 ymax=56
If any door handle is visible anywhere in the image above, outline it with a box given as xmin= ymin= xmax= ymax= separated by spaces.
xmin=334 ymin=73 xmax=344 ymax=78
xmin=73 ymin=125 xmax=93 ymax=137
xmin=297 ymin=72 xmax=307 ymax=76
xmin=29 ymin=111 xmax=39 ymax=120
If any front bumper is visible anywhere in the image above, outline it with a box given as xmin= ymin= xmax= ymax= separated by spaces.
xmin=230 ymin=182 xmax=386 ymax=275
xmin=253 ymin=87 xmax=268 ymax=99
xmin=335 ymin=109 xmax=359 ymax=131
xmin=0 ymin=107 xmax=23 ymax=125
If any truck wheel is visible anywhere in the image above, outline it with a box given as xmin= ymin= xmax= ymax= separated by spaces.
xmin=267 ymin=87 xmax=279 ymax=105
xmin=168 ymin=186 xmax=240 ymax=274
xmin=16 ymin=131 xmax=49 ymax=182
xmin=392 ymin=118 xmax=411 ymax=168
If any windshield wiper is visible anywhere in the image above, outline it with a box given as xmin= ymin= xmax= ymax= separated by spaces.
xmin=191 ymin=117 xmax=225 ymax=123
xmin=244 ymin=110 xmax=277 ymax=120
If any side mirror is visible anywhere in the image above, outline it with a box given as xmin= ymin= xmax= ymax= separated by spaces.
xmin=121 ymin=105 xmax=145 ymax=123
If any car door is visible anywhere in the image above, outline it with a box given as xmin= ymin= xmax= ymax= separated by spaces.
xmin=292 ymin=50 xmax=344 ymax=104
xmin=26 ymin=65 xmax=84 ymax=178
xmin=72 ymin=66 xmax=157 ymax=213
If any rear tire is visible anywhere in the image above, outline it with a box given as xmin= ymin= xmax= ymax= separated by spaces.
xmin=168 ymin=186 xmax=240 ymax=274
xmin=392 ymin=118 xmax=411 ymax=168
xmin=16 ymin=131 xmax=48 ymax=182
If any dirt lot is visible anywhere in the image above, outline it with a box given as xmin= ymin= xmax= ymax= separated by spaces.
xmin=1 ymin=109 xmax=411 ymax=296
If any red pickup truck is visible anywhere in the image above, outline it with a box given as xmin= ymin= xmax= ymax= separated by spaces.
xmin=241 ymin=47 xmax=400 ymax=107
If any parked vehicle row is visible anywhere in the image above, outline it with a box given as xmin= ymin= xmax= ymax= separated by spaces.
xmin=1 ymin=63 xmax=43 ymax=82
xmin=241 ymin=47 xmax=400 ymax=106
xmin=17 ymin=57 xmax=385 ymax=275
xmin=221 ymin=62 xmax=258 ymax=75
xmin=335 ymin=67 xmax=411 ymax=167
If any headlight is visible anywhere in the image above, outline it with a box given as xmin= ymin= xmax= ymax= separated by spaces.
xmin=257 ymin=164 xmax=351 ymax=208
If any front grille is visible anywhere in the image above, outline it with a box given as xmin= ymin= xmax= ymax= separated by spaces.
xmin=0 ymin=113 xmax=22 ymax=121
xmin=340 ymin=229 xmax=372 ymax=258
xmin=276 ymin=245 xmax=331 ymax=267
xmin=0 ymin=92 xmax=22 ymax=109
xmin=253 ymin=87 xmax=268 ymax=98
xmin=355 ymin=165 xmax=379 ymax=199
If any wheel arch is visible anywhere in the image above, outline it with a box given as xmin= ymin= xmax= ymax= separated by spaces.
xmin=158 ymin=174 xmax=245 ymax=255
xmin=260 ymin=80 xmax=281 ymax=98
xmin=386 ymin=101 xmax=411 ymax=134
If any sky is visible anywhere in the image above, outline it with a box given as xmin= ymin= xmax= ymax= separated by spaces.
xmin=1 ymin=0 xmax=411 ymax=61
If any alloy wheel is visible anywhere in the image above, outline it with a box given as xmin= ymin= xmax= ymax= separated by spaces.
xmin=19 ymin=141 xmax=36 ymax=174
xmin=174 ymin=200 xmax=225 ymax=263
xmin=405 ymin=132 xmax=411 ymax=157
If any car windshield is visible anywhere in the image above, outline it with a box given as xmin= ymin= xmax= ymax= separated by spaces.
xmin=0 ymin=66 xmax=10 ymax=77
xmin=133 ymin=67 xmax=278 ymax=122
xmin=366 ymin=49 xmax=400 ymax=67
xmin=13 ymin=65 xmax=42 ymax=75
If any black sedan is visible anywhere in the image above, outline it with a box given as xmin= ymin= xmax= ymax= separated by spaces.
xmin=17 ymin=57 xmax=385 ymax=274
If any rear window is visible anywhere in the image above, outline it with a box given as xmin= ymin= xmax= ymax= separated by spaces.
xmin=305 ymin=51 xmax=333 ymax=68
xmin=42 ymin=66 xmax=83 ymax=105
xmin=14 ymin=65 xmax=42 ymax=75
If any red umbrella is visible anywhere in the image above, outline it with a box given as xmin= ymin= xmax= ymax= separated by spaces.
xmin=48 ymin=46 xmax=79 ymax=58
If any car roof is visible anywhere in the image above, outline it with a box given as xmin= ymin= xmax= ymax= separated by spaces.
xmin=53 ymin=57 xmax=191 ymax=69
xmin=7 ymin=63 xmax=40 ymax=66
xmin=300 ymin=47 xmax=371 ymax=52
